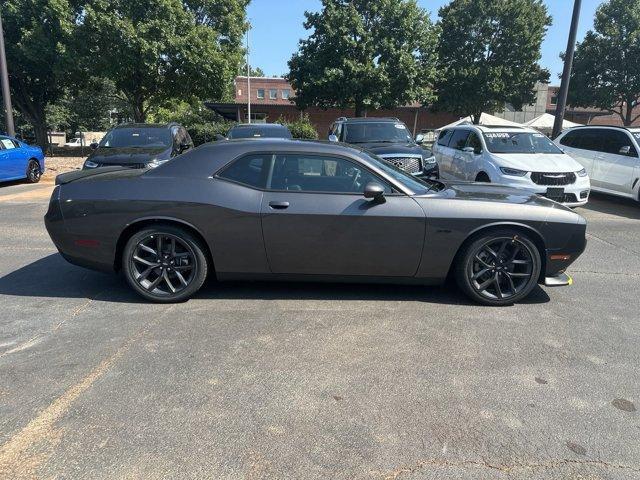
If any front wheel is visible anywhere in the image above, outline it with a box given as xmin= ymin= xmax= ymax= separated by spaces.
xmin=122 ymin=226 xmax=208 ymax=303
xmin=455 ymin=230 xmax=541 ymax=306
xmin=25 ymin=159 xmax=42 ymax=183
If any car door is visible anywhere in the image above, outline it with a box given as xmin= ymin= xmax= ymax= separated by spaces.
xmin=0 ymin=137 xmax=26 ymax=179
xmin=260 ymin=152 xmax=425 ymax=276
xmin=592 ymin=130 xmax=639 ymax=195
xmin=461 ymin=131 xmax=483 ymax=180
xmin=561 ymin=129 xmax=605 ymax=181
xmin=434 ymin=129 xmax=454 ymax=179
xmin=448 ymin=129 xmax=472 ymax=180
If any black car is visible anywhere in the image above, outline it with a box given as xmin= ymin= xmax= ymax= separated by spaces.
xmin=46 ymin=139 xmax=586 ymax=306
xmin=227 ymin=123 xmax=293 ymax=139
xmin=328 ymin=117 xmax=438 ymax=178
xmin=83 ymin=123 xmax=193 ymax=170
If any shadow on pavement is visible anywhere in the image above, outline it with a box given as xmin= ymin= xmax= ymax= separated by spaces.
xmin=0 ymin=253 xmax=549 ymax=306
xmin=578 ymin=192 xmax=640 ymax=220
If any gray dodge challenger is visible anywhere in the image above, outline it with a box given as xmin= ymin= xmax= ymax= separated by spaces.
xmin=45 ymin=139 xmax=587 ymax=306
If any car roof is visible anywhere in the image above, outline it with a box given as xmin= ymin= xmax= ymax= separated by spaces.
xmin=335 ymin=117 xmax=402 ymax=124
xmin=561 ymin=125 xmax=638 ymax=133
xmin=449 ymin=124 xmax=532 ymax=133
xmin=230 ymin=123 xmax=289 ymax=130
xmin=114 ymin=123 xmax=177 ymax=130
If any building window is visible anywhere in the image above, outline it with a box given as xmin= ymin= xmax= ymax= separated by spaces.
xmin=550 ymin=95 xmax=558 ymax=106
xmin=269 ymin=89 xmax=277 ymax=100
xmin=257 ymin=89 xmax=265 ymax=99
xmin=250 ymin=113 xmax=267 ymax=124
xmin=237 ymin=89 xmax=242 ymax=96
xmin=281 ymin=89 xmax=291 ymax=100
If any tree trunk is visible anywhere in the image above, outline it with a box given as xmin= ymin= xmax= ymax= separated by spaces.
xmin=33 ymin=122 xmax=49 ymax=152
xmin=131 ymin=95 xmax=146 ymax=122
xmin=354 ymin=100 xmax=366 ymax=117
xmin=472 ymin=112 xmax=482 ymax=124
xmin=624 ymin=102 xmax=633 ymax=126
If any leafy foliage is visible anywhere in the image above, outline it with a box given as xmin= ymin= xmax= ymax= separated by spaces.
xmin=567 ymin=0 xmax=640 ymax=126
xmin=78 ymin=0 xmax=249 ymax=121
xmin=287 ymin=0 xmax=438 ymax=116
xmin=276 ymin=114 xmax=319 ymax=139
xmin=150 ymin=101 xmax=233 ymax=145
xmin=434 ymin=0 xmax=551 ymax=123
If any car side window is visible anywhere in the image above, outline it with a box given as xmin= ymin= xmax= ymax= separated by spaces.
xmin=269 ymin=153 xmax=391 ymax=194
xmin=572 ymin=130 xmax=605 ymax=153
xmin=449 ymin=130 xmax=471 ymax=150
xmin=603 ymin=130 xmax=637 ymax=157
xmin=559 ymin=131 xmax=578 ymax=147
xmin=466 ymin=133 xmax=483 ymax=152
xmin=217 ymin=154 xmax=270 ymax=189
xmin=437 ymin=129 xmax=453 ymax=147
xmin=0 ymin=137 xmax=17 ymax=150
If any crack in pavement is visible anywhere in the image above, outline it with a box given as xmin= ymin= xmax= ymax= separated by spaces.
xmin=586 ymin=231 xmax=640 ymax=256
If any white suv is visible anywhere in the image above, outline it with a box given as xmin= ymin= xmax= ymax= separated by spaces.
xmin=432 ymin=125 xmax=590 ymax=207
xmin=554 ymin=126 xmax=640 ymax=202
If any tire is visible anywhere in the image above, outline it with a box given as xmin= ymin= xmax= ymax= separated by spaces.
xmin=122 ymin=225 xmax=208 ymax=303
xmin=25 ymin=159 xmax=42 ymax=183
xmin=455 ymin=229 xmax=541 ymax=306
xmin=475 ymin=172 xmax=491 ymax=183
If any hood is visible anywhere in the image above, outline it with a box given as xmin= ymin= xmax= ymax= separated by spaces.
xmin=358 ymin=142 xmax=424 ymax=157
xmin=428 ymin=180 xmax=569 ymax=210
xmin=88 ymin=146 xmax=170 ymax=165
xmin=490 ymin=152 xmax=582 ymax=173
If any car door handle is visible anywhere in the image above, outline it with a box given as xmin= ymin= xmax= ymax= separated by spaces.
xmin=268 ymin=201 xmax=290 ymax=210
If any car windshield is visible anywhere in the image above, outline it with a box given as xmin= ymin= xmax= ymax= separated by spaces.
xmin=344 ymin=122 xmax=413 ymax=144
xmin=100 ymin=127 xmax=172 ymax=148
xmin=355 ymin=150 xmax=435 ymax=195
xmin=228 ymin=126 xmax=292 ymax=139
xmin=483 ymin=131 xmax=563 ymax=154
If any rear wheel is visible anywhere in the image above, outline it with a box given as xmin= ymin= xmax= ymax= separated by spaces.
xmin=455 ymin=230 xmax=541 ymax=306
xmin=25 ymin=159 xmax=42 ymax=183
xmin=122 ymin=226 xmax=208 ymax=302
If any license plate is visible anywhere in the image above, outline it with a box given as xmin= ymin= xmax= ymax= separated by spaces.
xmin=545 ymin=188 xmax=565 ymax=200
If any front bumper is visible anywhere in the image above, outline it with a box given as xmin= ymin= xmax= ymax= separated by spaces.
xmin=496 ymin=174 xmax=590 ymax=207
xmin=545 ymin=272 xmax=573 ymax=287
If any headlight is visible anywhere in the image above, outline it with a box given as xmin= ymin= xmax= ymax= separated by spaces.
xmin=499 ymin=167 xmax=528 ymax=177
xmin=146 ymin=159 xmax=168 ymax=169
xmin=423 ymin=155 xmax=437 ymax=164
xmin=576 ymin=168 xmax=587 ymax=177
xmin=84 ymin=160 xmax=98 ymax=169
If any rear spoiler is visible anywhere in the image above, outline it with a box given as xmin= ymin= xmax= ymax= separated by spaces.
xmin=55 ymin=166 xmax=131 ymax=185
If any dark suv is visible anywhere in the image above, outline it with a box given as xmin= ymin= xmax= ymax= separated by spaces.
xmin=83 ymin=123 xmax=193 ymax=170
xmin=328 ymin=117 xmax=438 ymax=178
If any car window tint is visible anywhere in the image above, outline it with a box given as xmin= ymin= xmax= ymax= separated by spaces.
xmin=559 ymin=131 xmax=578 ymax=147
xmin=218 ymin=154 xmax=270 ymax=189
xmin=449 ymin=130 xmax=471 ymax=150
xmin=572 ymin=130 xmax=606 ymax=152
xmin=437 ymin=129 xmax=453 ymax=146
xmin=466 ymin=133 xmax=482 ymax=152
xmin=269 ymin=154 xmax=391 ymax=194
xmin=0 ymin=137 xmax=16 ymax=150
xmin=602 ymin=130 xmax=637 ymax=156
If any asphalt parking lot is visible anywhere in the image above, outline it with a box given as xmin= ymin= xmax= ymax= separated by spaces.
xmin=0 ymin=179 xmax=639 ymax=479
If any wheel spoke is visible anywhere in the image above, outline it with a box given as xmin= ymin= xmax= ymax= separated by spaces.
xmin=510 ymin=259 xmax=531 ymax=265
xmin=174 ymin=252 xmax=190 ymax=258
xmin=163 ymin=270 xmax=176 ymax=293
xmin=146 ymin=274 xmax=163 ymax=291
xmin=497 ymin=240 xmax=509 ymax=258
xmin=504 ymin=272 xmax=517 ymax=294
xmin=139 ymin=243 xmax=157 ymax=256
xmin=133 ymin=255 xmax=159 ymax=267
xmin=175 ymin=270 xmax=189 ymax=287
xmin=472 ymin=267 xmax=492 ymax=281
xmin=484 ymin=246 xmax=498 ymax=259
xmin=477 ymin=277 xmax=495 ymax=291
xmin=474 ymin=255 xmax=493 ymax=268
xmin=494 ymin=273 xmax=503 ymax=298
xmin=171 ymin=238 xmax=176 ymax=256
xmin=508 ymin=272 xmax=530 ymax=278
xmin=137 ymin=266 xmax=156 ymax=281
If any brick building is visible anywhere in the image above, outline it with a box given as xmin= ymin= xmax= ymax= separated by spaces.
xmin=206 ymin=76 xmax=458 ymax=137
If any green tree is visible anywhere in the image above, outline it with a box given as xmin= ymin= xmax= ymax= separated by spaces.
xmin=287 ymin=0 xmax=438 ymax=117
xmin=2 ymin=0 xmax=78 ymax=148
xmin=434 ymin=0 xmax=551 ymax=123
xmin=567 ymin=0 xmax=640 ymax=126
xmin=78 ymin=0 xmax=249 ymax=122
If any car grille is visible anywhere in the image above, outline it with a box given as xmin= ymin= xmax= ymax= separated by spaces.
xmin=541 ymin=192 xmax=578 ymax=203
xmin=531 ymin=171 xmax=576 ymax=186
xmin=379 ymin=155 xmax=422 ymax=174
xmin=97 ymin=162 xmax=147 ymax=169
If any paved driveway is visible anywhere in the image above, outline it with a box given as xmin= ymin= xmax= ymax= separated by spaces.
xmin=0 ymin=181 xmax=638 ymax=479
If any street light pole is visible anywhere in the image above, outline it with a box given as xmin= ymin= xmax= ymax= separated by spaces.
xmin=0 ymin=9 xmax=15 ymax=137
xmin=552 ymin=0 xmax=582 ymax=139
xmin=246 ymin=24 xmax=251 ymax=124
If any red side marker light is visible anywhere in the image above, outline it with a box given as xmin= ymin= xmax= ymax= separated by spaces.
xmin=74 ymin=239 xmax=100 ymax=248
xmin=550 ymin=254 xmax=571 ymax=261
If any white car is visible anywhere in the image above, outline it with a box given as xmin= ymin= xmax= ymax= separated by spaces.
xmin=64 ymin=138 xmax=83 ymax=147
xmin=432 ymin=125 xmax=590 ymax=207
xmin=554 ymin=126 xmax=640 ymax=202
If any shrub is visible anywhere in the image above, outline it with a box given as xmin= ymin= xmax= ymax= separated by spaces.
xmin=276 ymin=113 xmax=318 ymax=139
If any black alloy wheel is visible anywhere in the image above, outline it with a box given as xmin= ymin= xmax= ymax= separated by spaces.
xmin=123 ymin=226 xmax=208 ymax=302
xmin=26 ymin=160 xmax=42 ymax=183
xmin=456 ymin=230 xmax=541 ymax=306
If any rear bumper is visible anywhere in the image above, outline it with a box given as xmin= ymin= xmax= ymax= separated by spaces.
xmin=544 ymin=272 xmax=573 ymax=287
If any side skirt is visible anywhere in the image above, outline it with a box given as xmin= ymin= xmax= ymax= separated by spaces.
xmin=216 ymin=272 xmax=444 ymax=286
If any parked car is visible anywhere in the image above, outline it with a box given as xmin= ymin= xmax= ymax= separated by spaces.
xmin=226 ymin=123 xmax=293 ymax=139
xmin=83 ymin=123 xmax=193 ymax=170
xmin=46 ymin=139 xmax=586 ymax=306
xmin=0 ymin=135 xmax=45 ymax=184
xmin=65 ymin=138 xmax=83 ymax=147
xmin=554 ymin=126 xmax=640 ymax=202
xmin=432 ymin=125 xmax=590 ymax=207
xmin=328 ymin=117 xmax=438 ymax=178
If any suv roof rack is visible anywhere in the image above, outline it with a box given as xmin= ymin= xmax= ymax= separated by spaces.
xmin=567 ymin=125 xmax=632 ymax=131
xmin=336 ymin=117 xmax=401 ymax=123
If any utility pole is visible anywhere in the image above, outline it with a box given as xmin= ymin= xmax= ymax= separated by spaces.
xmin=552 ymin=0 xmax=582 ymax=139
xmin=0 ymin=9 xmax=15 ymax=136
xmin=246 ymin=24 xmax=251 ymax=124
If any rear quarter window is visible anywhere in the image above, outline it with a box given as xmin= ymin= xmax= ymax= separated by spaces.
xmin=437 ymin=129 xmax=453 ymax=147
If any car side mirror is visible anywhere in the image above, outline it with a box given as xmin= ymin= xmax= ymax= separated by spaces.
xmin=179 ymin=142 xmax=191 ymax=153
xmin=415 ymin=134 xmax=425 ymax=144
xmin=328 ymin=134 xmax=338 ymax=143
xmin=363 ymin=182 xmax=386 ymax=203
xmin=89 ymin=142 xmax=98 ymax=150
xmin=619 ymin=145 xmax=631 ymax=155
